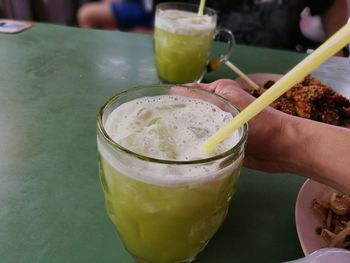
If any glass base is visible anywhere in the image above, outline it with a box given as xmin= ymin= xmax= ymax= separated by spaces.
xmin=132 ymin=252 xmax=196 ymax=263
xmin=157 ymin=72 xmax=204 ymax=85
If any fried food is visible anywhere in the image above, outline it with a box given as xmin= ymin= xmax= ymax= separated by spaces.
xmin=249 ymin=76 xmax=350 ymax=127
xmin=312 ymin=193 xmax=350 ymax=249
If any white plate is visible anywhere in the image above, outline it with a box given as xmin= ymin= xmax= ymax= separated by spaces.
xmin=234 ymin=73 xmax=282 ymax=90
xmin=285 ymin=248 xmax=350 ymax=263
xmin=295 ymin=179 xmax=337 ymax=255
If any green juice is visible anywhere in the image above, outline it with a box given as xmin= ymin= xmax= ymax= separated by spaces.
xmin=99 ymin=154 xmax=241 ymax=263
xmin=97 ymin=88 xmax=247 ymax=263
xmin=154 ymin=28 xmax=214 ymax=84
xmin=154 ymin=9 xmax=216 ymax=84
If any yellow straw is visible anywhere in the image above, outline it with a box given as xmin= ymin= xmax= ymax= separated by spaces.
xmin=203 ymin=22 xmax=350 ymax=152
xmin=198 ymin=0 xmax=206 ymax=16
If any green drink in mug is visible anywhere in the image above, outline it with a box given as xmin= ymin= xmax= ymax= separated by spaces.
xmin=97 ymin=85 xmax=247 ymax=263
xmin=154 ymin=3 xmax=234 ymax=84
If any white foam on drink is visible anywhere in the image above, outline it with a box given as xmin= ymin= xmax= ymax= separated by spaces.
xmin=105 ymin=95 xmax=238 ymax=160
xmin=155 ymin=9 xmax=216 ymax=35
xmin=98 ymin=95 xmax=244 ymax=187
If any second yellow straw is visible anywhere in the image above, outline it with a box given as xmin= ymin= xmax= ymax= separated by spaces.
xmin=198 ymin=0 xmax=206 ymax=16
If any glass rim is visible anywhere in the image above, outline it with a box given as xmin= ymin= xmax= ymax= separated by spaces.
xmin=155 ymin=2 xmax=217 ymax=16
xmin=97 ymin=84 xmax=248 ymax=165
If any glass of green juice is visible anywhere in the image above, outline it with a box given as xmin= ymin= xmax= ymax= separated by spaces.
xmin=97 ymin=85 xmax=247 ymax=263
xmin=153 ymin=3 xmax=234 ymax=84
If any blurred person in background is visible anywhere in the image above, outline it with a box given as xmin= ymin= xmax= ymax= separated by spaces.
xmin=206 ymin=0 xmax=349 ymax=56
xmin=77 ymin=0 xmax=349 ymax=55
xmin=77 ymin=0 xmax=154 ymax=32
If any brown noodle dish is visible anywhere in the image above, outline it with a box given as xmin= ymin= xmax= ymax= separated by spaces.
xmin=249 ymin=75 xmax=350 ymax=127
xmin=312 ymin=194 xmax=350 ymax=249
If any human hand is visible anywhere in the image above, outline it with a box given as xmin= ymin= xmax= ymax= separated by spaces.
xmin=194 ymin=79 xmax=293 ymax=173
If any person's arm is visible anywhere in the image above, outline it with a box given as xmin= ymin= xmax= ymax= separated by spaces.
xmin=281 ymin=114 xmax=350 ymax=194
xmin=195 ymin=80 xmax=350 ymax=194
xmin=77 ymin=2 xmax=117 ymax=29
xmin=320 ymin=0 xmax=348 ymax=37
xmin=319 ymin=0 xmax=349 ymax=56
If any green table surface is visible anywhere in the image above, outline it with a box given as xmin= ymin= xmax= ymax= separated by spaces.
xmin=0 ymin=23 xmax=310 ymax=263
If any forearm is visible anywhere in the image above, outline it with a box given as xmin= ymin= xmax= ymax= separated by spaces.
xmin=321 ymin=0 xmax=348 ymax=37
xmin=320 ymin=0 xmax=349 ymax=56
xmin=282 ymin=116 xmax=350 ymax=194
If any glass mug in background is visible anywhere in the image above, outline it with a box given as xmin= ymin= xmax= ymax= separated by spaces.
xmin=97 ymin=85 xmax=247 ymax=263
xmin=153 ymin=3 xmax=234 ymax=84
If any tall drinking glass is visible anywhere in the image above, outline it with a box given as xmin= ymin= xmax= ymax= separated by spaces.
xmin=97 ymin=85 xmax=247 ymax=263
xmin=153 ymin=3 xmax=234 ymax=84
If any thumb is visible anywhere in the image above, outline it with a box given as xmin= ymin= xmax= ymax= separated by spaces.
xmin=194 ymin=79 xmax=255 ymax=110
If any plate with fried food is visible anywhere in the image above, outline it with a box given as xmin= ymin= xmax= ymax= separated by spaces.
xmin=235 ymin=73 xmax=350 ymax=128
xmin=295 ymin=179 xmax=350 ymax=255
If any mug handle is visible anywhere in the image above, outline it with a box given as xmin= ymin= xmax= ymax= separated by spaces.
xmin=207 ymin=29 xmax=235 ymax=72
